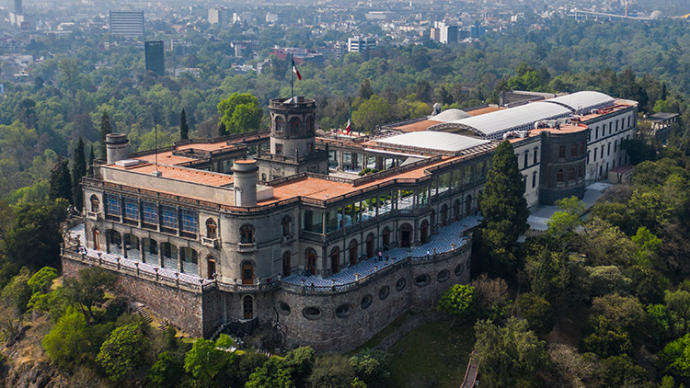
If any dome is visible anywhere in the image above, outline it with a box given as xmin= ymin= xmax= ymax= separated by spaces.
xmin=431 ymin=109 xmax=472 ymax=122
xmin=650 ymin=10 xmax=662 ymax=19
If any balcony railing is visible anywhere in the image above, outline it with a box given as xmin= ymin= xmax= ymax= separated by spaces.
xmin=201 ymin=237 xmax=220 ymax=249
xmin=237 ymin=243 xmax=257 ymax=253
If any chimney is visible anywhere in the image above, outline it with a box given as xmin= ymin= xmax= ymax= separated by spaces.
xmin=232 ymin=160 xmax=258 ymax=207
xmin=105 ymin=133 xmax=129 ymax=164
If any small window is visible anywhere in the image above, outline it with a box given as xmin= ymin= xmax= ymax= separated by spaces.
xmin=90 ymin=195 xmax=99 ymax=213
xmin=559 ymin=145 xmax=565 ymax=159
xmin=378 ymin=286 xmax=390 ymax=300
xmin=607 ymin=143 xmax=611 ymax=156
xmin=282 ymin=216 xmax=291 ymax=237
xmin=278 ymin=302 xmax=291 ymax=315
xmin=570 ymin=144 xmax=577 ymax=158
xmin=533 ymin=148 xmax=538 ymax=165
xmin=580 ymin=141 xmax=585 ymax=155
xmin=303 ymin=307 xmax=322 ymax=320
xmin=205 ymin=219 xmax=217 ymax=239
xmin=455 ymin=263 xmax=464 ymax=276
xmin=568 ymin=168 xmax=575 ymax=181
xmin=557 ymin=169 xmax=564 ymax=183
xmin=532 ymin=172 xmax=537 ymax=188
xmin=289 ymin=117 xmax=300 ymax=134
xmin=595 ymin=126 xmax=599 ymax=139
xmin=361 ymin=294 xmax=373 ymax=309
xmin=240 ymin=224 xmax=254 ymax=244
xmin=275 ymin=143 xmax=282 ymax=155
xmin=396 ymin=277 xmax=407 ymax=291
xmin=437 ymin=270 xmax=450 ymax=283
xmin=415 ymin=274 xmax=430 ymax=287
xmin=523 ymin=152 xmax=528 ymax=168
xmin=335 ymin=304 xmax=352 ymax=318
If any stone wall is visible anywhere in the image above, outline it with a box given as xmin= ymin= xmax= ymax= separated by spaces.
xmin=62 ymin=257 xmax=206 ymax=337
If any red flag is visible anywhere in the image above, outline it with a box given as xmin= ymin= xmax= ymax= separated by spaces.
xmin=346 ymin=118 xmax=351 ymax=135
xmin=292 ymin=59 xmax=302 ymax=81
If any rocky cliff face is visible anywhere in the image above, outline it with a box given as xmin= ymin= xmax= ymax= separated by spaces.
xmin=0 ymin=314 xmax=103 ymax=388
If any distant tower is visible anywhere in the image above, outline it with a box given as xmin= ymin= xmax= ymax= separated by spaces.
xmin=145 ymin=41 xmax=165 ymax=76
xmin=109 ymin=11 xmax=145 ymax=38
xmin=13 ymin=0 xmax=22 ymax=14
xmin=255 ymin=97 xmax=329 ymax=180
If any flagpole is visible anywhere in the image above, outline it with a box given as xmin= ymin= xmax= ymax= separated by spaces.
xmin=291 ymin=55 xmax=294 ymax=98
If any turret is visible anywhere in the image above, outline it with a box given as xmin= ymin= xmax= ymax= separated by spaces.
xmin=105 ymin=133 xmax=129 ymax=164
xmin=232 ymin=160 xmax=258 ymax=207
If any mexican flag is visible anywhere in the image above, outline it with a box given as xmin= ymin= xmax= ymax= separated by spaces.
xmin=346 ymin=107 xmax=352 ymax=134
xmin=292 ymin=59 xmax=302 ymax=81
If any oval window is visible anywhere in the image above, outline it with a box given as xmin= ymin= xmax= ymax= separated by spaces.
xmin=395 ymin=277 xmax=407 ymax=291
xmin=455 ymin=263 xmax=464 ymax=276
xmin=279 ymin=302 xmax=291 ymax=315
xmin=415 ymin=274 xmax=430 ymax=287
xmin=335 ymin=304 xmax=352 ymax=318
xmin=361 ymin=294 xmax=373 ymax=309
xmin=302 ymin=307 xmax=322 ymax=320
xmin=378 ymin=286 xmax=390 ymax=300
xmin=437 ymin=270 xmax=450 ymax=283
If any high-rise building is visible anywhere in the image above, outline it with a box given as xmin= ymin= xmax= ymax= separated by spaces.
xmin=347 ymin=37 xmax=376 ymax=53
xmin=145 ymin=41 xmax=165 ymax=77
xmin=429 ymin=27 xmax=440 ymax=41
xmin=109 ymin=11 xmax=145 ymax=38
xmin=440 ymin=25 xmax=458 ymax=44
xmin=13 ymin=0 xmax=22 ymax=14
xmin=208 ymin=8 xmax=228 ymax=25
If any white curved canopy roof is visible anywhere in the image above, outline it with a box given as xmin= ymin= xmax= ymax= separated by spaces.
xmin=542 ymin=91 xmax=614 ymax=112
xmin=431 ymin=109 xmax=472 ymax=122
xmin=376 ymin=132 xmax=490 ymax=152
xmin=442 ymin=102 xmax=571 ymax=137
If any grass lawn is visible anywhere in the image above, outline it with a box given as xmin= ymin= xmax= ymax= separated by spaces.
xmin=389 ymin=320 xmax=475 ymax=388
xmin=349 ymin=310 xmax=417 ymax=355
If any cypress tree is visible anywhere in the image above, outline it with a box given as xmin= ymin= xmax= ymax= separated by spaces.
xmin=49 ymin=156 xmax=72 ymax=204
xmin=87 ymin=145 xmax=95 ymax=176
xmin=472 ymin=140 xmax=529 ymax=278
xmin=180 ymin=108 xmax=189 ymax=140
xmin=100 ymin=111 xmax=112 ymax=157
xmin=218 ymin=122 xmax=228 ymax=137
xmin=71 ymin=138 xmax=86 ymax=212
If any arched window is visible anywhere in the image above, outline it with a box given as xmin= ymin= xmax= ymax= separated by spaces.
xmin=557 ymin=169 xmax=564 ymax=183
xmin=465 ymin=194 xmax=472 ymax=216
xmin=400 ymin=223 xmax=412 ymax=248
xmin=533 ymin=147 xmax=539 ymax=165
xmin=559 ymin=146 xmax=566 ymax=159
xmin=523 ymin=152 xmax=529 ymax=168
xmin=161 ymin=242 xmax=177 ymax=269
xmin=261 ymin=173 xmax=267 ymax=181
xmin=441 ymin=204 xmax=448 ymax=226
xmin=282 ymin=251 xmax=291 ymax=276
xmin=349 ymin=239 xmax=358 ymax=266
xmin=578 ymin=166 xmax=583 ymax=178
xmin=93 ymin=228 xmax=101 ymax=251
xmin=570 ymin=144 xmax=578 ymax=158
xmin=366 ymin=233 xmax=375 ymax=259
xmin=243 ymin=295 xmax=253 ymax=319
xmin=207 ymin=255 xmax=216 ymax=279
xmin=282 ymin=216 xmax=291 ymax=237
xmin=205 ymin=218 xmax=217 ymax=239
xmin=306 ymin=116 xmax=314 ymax=133
xmin=240 ymin=224 xmax=254 ymax=244
xmin=305 ymin=248 xmax=317 ymax=275
xmin=430 ymin=209 xmax=436 ymax=228
xmin=90 ymin=195 xmax=99 ymax=213
xmin=241 ymin=261 xmax=254 ymax=285
xmin=181 ymin=247 xmax=198 ymax=274
xmin=420 ymin=220 xmax=429 ymax=245
xmin=289 ymin=117 xmax=300 ymax=134
xmin=275 ymin=116 xmax=285 ymax=132
xmin=331 ymin=247 xmax=340 ymax=273
xmin=382 ymin=227 xmax=391 ymax=251
xmin=568 ymin=168 xmax=575 ymax=181
xmin=454 ymin=200 xmax=460 ymax=221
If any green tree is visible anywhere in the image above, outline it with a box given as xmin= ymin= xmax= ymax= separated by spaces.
xmin=184 ymin=337 xmax=236 ymax=388
xmin=1 ymin=267 xmax=32 ymax=312
xmin=473 ymin=140 xmax=529 ymax=277
xmin=517 ymin=293 xmax=555 ymax=333
xmin=63 ymin=267 xmax=117 ymax=322
xmin=96 ymin=322 xmax=150 ymax=382
xmin=474 ymin=317 xmax=549 ymax=387
xmin=71 ymin=137 xmax=86 ymax=212
xmin=15 ymin=98 xmax=37 ymax=129
xmin=8 ymin=199 xmax=67 ymax=270
xmin=284 ymin=346 xmax=315 ymax=387
xmin=308 ymin=355 xmax=356 ymax=388
xmin=470 ymin=274 xmax=511 ymax=321
xmin=217 ymin=93 xmax=263 ymax=134
xmin=437 ymin=284 xmax=476 ymax=323
xmin=180 ymin=108 xmax=189 ymax=140
xmin=100 ymin=111 xmax=112 ymax=157
xmin=27 ymin=266 xmax=58 ymax=294
xmin=659 ymin=334 xmax=690 ymax=378
xmin=349 ymin=350 xmax=391 ymax=388
xmin=352 ymin=95 xmax=390 ymax=134
xmin=49 ymin=157 xmax=72 ymax=203
xmin=147 ymin=351 xmax=185 ymax=388
xmin=42 ymin=306 xmax=91 ymax=369
xmin=246 ymin=357 xmax=293 ymax=388
xmin=597 ymin=354 xmax=649 ymax=387
xmin=87 ymin=145 xmax=95 ymax=176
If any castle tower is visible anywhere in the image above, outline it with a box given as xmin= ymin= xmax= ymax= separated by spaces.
xmin=232 ymin=160 xmax=259 ymax=207
xmin=256 ymin=96 xmax=329 ymax=180
xmin=105 ymin=133 xmax=129 ymax=164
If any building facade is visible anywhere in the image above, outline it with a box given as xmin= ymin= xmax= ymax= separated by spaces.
xmin=64 ymin=91 xmax=637 ymax=353
xmin=109 ymin=11 xmax=145 ymax=38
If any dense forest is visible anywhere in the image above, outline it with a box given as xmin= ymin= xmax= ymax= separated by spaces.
xmin=1 ymin=15 xmax=690 ymax=387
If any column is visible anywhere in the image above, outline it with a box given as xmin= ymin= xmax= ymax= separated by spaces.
xmin=376 ymin=156 xmax=384 ymax=170
xmin=338 ymin=150 xmax=344 ymax=171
